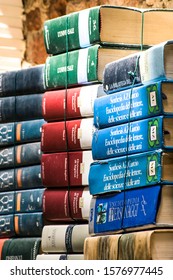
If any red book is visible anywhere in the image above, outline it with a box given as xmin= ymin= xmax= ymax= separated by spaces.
xmin=42 ymin=187 xmax=91 ymax=222
xmin=41 ymin=150 xmax=93 ymax=187
xmin=41 ymin=118 xmax=94 ymax=153
xmin=42 ymin=84 xmax=104 ymax=122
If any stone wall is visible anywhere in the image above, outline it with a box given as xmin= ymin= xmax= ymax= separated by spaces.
xmin=22 ymin=0 xmax=173 ymax=65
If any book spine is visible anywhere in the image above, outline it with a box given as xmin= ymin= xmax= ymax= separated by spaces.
xmin=0 ymin=191 xmax=15 ymax=215
xmin=1 ymin=237 xmax=41 ymax=260
xmin=0 ymin=214 xmax=15 ymax=238
xmin=0 ymin=142 xmax=41 ymax=169
xmin=89 ymin=149 xmax=162 ymax=195
xmin=42 ymin=84 xmax=104 ymax=122
xmin=89 ymin=185 xmax=161 ymax=235
xmin=92 ymin=115 xmax=163 ymax=160
xmin=44 ymin=45 xmax=99 ymax=90
xmin=94 ymin=81 xmax=164 ymax=128
xmin=14 ymin=212 xmax=44 ymax=237
xmin=43 ymin=6 xmax=100 ymax=55
xmin=41 ymin=118 xmax=93 ymax=153
xmin=41 ymin=150 xmax=93 ymax=187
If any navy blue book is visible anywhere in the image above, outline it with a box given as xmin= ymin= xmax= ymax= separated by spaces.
xmin=89 ymin=184 xmax=173 ymax=235
xmin=0 ymin=142 xmax=41 ymax=169
xmin=0 ymin=214 xmax=15 ymax=238
xmin=0 ymin=191 xmax=14 ymax=215
xmin=0 ymin=65 xmax=45 ymax=97
xmin=0 ymin=94 xmax=43 ymax=123
xmin=0 ymin=119 xmax=45 ymax=147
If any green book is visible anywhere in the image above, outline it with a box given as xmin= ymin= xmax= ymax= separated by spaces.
xmin=43 ymin=5 xmax=173 ymax=55
xmin=44 ymin=44 xmax=140 ymax=90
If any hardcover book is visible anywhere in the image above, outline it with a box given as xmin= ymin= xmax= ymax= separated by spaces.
xmin=43 ymin=5 xmax=173 ymax=55
xmin=0 ymin=191 xmax=14 ymax=215
xmin=0 ymin=64 xmax=45 ymax=97
xmin=0 ymin=119 xmax=45 ymax=147
xmin=41 ymin=224 xmax=89 ymax=253
xmin=0 ymin=142 xmax=41 ymax=169
xmin=42 ymin=187 xmax=91 ymax=222
xmin=89 ymin=149 xmax=173 ymax=195
xmin=0 ymin=93 xmax=43 ymax=123
xmin=92 ymin=115 xmax=173 ymax=160
xmin=1 ymin=237 xmax=41 ymax=260
xmin=0 ymin=164 xmax=43 ymax=192
xmin=41 ymin=118 xmax=94 ymax=153
xmin=103 ymin=40 xmax=173 ymax=94
xmin=41 ymin=150 xmax=93 ymax=187
xmin=94 ymin=80 xmax=173 ymax=129
xmin=84 ymin=229 xmax=173 ymax=260
xmin=42 ymin=84 xmax=105 ymax=122
xmin=89 ymin=184 xmax=173 ymax=235
xmin=44 ymin=44 xmax=140 ymax=90
xmin=0 ymin=214 xmax=15 ymax=238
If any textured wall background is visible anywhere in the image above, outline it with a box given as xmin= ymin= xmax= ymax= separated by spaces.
xmin=22 ymin=0 xmax=173 ymax=65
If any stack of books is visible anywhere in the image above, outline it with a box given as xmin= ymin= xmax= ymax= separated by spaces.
xmin=84 ymin=40 xmax=173 ymax=260
xmin=0 ymin=65 xmax=46 ymax=260
xmin=0 ymin=0 xmax=25 ymax=72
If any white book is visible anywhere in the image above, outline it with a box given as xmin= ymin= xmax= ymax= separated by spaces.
xmin=0 ymin=5 xmax=23 ymax=17
xmin=0 ymin=15 xmax=23 ymax=29
xmin=0 ymin=0 xmax=23 ymax=7
xmin=0 ymin=38 xmax=25 ymax=50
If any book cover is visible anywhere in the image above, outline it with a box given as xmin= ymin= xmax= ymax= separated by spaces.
xmin=1 ymin=237 xmax=41 ymax=260
xmin=42 ymin=84 xmax=105 ymax=122
xmin=14 ymin=212 xmax=44 ymax=237
xmin=94 ymin=80 xmax=173 ymax=129
xmin=41 ymin=118 xmax=94 ymax=153
xmin=0 ymin=64 xmax=45 ymax=97
xmin=89 ymin=149 xmax=173 ymax=195
xmin=0 ymin=142 xmax=41 ymax=169
xmin=0 ymin=93 xmax=43 ymax=123
xmin=92 ymin=115 xmax=173 ymax=160
xmin=43 ymin=187 xmax=91 ymax=222
xmin=0 ymin=164 xmax=43 ymax=192
xmin=0 ymin=214 xmax=15 ymax=238
xmin=89 ymin=184 xmax=173 ymax=235
xmin=44 ymin=44 xmax=140 ymax=90
xmin=0 ymin=119 xmax=45 ymax=147
xmin=41 ymin=224 xmax=89 ymax=253
xmin=41 ymin=150 xmax=93 ymax=187
xmin=43 ymin=6 xmax=173 ymax=55
xmin=103 ymin=40 xmax=173 ymax=94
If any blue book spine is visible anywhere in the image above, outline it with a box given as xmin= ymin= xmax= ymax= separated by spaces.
xmin=89 ymin=185 xmax=161 ymax=234
xmin=94 ymin=80 xmax=168 ymax=129
xmin=92 ymin=115 xmax=165 ymax=160
xmin=0 ymin=191 xmax=15 ymax=215
xmin=89 ymin=149 xmax=163 ymax=195
xmin=0 ymin=214 xmax=15 ymax=237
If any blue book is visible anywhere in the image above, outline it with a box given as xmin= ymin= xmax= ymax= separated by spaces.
xmin=0 ymin=191 xmax=15 ymax=215
xmin=89 ymin=149 xmax=172 ymax=195
xmin=89 ymin=184 xmax=173 ymax=235
xmin=0 ymin=214 xmax=15 ymax=238
xmin=92 ymin=115 xmax=173 ymax=160
xmin=94 ymin=80 xmax=172 ymax=129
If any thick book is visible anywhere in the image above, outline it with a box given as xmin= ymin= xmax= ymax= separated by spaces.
xmin=44 ymin=44 xmax=140 ymax=90
xmin=41 ymin=150 xmax=93 ymax=187
xmin=103 ymin=40 xmax=173 ymax=94
xmin=41 ymin=224 xmax=89 ymax=253
xmin=0 ymin=191 xmax=14 ymax=215
xmin=0 ymin=142 xmax=41 ymax=169
xmin=89 ymin=184 xmax=173 ymax=235
xmin=36 ymin=254 xmax=84 ymax=260
xmin=92 ymin=115 xmax=173 ymax=160
xmin=0 ymin=93 xmax=43 ymax=123
xmin=0 ymin=238 xmax=9 ymax=259
xmin=0 ymin=119 xmax=45 ymax=147
xmin=1 ymin=237 xmax=41 ymax=260
xmin=43 ymin=6 xmax=173 ymax=55
xmin=42 ymin=187 xmax=91 ymax=222
xmin=0 ymin=64 xmax=45 ymax=97
xmin=94 ymin=80 xmax=173 ymax=129
xmin=0 ymin=164 xmax=43 ymax=192
xmin=84 ymin=229 xmax=173 ymax=260
xmin=89 ymin=149 xmax=173 ymax=195
xmin=42 ymin=84 xmax=105 ymax=122
xmin=0 ymin=214 xmax=15 ymax=238
xmin=41 ymin=118 xmax=94 ymax=153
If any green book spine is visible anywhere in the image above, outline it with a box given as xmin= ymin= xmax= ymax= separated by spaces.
xmin=44 ymin=6 xmax=100 ymax=55
xmin=44 ymin=44 xmax=99 ymax=90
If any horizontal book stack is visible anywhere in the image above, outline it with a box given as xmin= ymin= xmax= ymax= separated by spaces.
xmin=0 ymin=65 xmax=46 ymax=259
xmin=84 ymin=40 xmax=173 ymax=259
xmin=0 ymin=0 xmax=25 ymax=72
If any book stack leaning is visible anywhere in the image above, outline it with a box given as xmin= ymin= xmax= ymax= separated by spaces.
xmin=0 ymin=65 xmax=46 ymax=260
xmin=84 ymin=40 xmax=173 ymax=260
